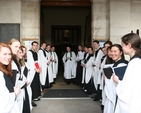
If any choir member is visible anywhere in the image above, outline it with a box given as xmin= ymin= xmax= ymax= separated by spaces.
xmin=50 ymin=46 xmax=58 ymax=83
xmin=104 ymin=44 xmax=128 ymax=113
xmin=113 ymin=33 xmax=141 ymax=113
xmin=38 ymin=42 xmax=49 ymax=91
xmin=17 ymin=47 xmax=32 ymax=113
xmin=82 ymin=46 xmax=94 ymax=94
xmin=46 ymin=44 xmax=54 ymax=87
xmin=92 ymin=40 xmax=104 ymax=101
xmin=26 ymin=41 xmax=41 ymax=106
xmin=75 ymin=45 xmax=84 ymax=86
xmin=0 ymin=43 xmax=21 ymax=113
xmin=81 ymin=45 xmax=89 ymax=87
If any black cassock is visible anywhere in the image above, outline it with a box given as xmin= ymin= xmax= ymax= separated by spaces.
xmin=75 ymin=60 xmax=83 ymax=86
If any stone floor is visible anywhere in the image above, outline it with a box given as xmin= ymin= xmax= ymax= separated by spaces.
xmin=32 ymin=74 xmax=102 ymax=113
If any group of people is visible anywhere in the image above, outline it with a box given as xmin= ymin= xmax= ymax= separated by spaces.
xmin=62 ymin=33 xmax=141 ymax=113
xmin=1 ymin=32 xmax=141 ymax=113
xmin=0 ymin=39 xmax=58 ymax=113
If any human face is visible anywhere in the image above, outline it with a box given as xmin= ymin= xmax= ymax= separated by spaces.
xmin=93 ymin=42 xmax=99 ymax=49
xmin=9 ymin=41 xmax=20 ymax=55
xmin=121 ymin=42 xmax=130 ymax=55
xmin=84 ymin=47 xmax=88 ymax=52
xmin=66 ymin=47 xmax=71 ymax=52
xmin=17 ymin=49 xmax=23 ymax=60
xmin=104 ymin=44 xmax=110 ymax=49
xmin=32 ymin=43 xmax=38 ymax=51
xmin=78 ymin=46 xmax=82 ymax=51
xmin=46 ymin=46 xmax=51 ymax=51
xmin=51 ymin=47 xmax=55 ymax=52
xmin=0 ymin=47 xmax=11 ymax=65
xmin=42 ymin=43 xmax=46 ymax=49
xmin=107 ymin=49 xmax=112 ymax=58
xmin=111 ymin=46 xmax=122 ymax=62
xmin=22 ymin=47 xmax=26 ymax=56
xmin=102 ymin=47 xmax=107 ymax=55
xmin=88 ymin=48 xmax=93 ymax=54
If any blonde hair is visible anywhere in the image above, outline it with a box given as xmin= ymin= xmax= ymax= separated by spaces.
xmin=17 ymin=47 xmax=25 ymax=67
xmin=7 ymin=38 xmax=20 ymax=45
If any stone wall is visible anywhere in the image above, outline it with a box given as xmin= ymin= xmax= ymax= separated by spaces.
xmin=0 ymin=0 xmax=40 ymax=44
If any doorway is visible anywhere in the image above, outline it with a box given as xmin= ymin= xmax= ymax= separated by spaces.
xmin=51 ymin=25 xmax=81 ymax=82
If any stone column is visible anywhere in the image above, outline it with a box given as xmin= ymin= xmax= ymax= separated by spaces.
xmin=91 ymin=0 xmax=109 ymax=45
xmin=109 ymin=0 xmax=131 ymax=44
xmin=21 ymin=0 xmax=40 ymax=41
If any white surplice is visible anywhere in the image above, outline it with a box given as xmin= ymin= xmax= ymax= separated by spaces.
xmin=46 ymin=51 xmax=54 ymax=83
xmin=62 ymin=51 xmax=77 ymax=79
xmin=92 ymin=49 xmax=104 ymax=90
xmin=81 ymin=52 xmax=89 ymax=84
xmin=76 ymin=51 xmax=84 ymax=62
xmin=50 ymin=51 xmax=58 ymax=79
xmin=115 ymin=57 xmax=141 ymax=113
xmin=84 ymin=56 xmax=94 ymax=84
xmin=38 ymin=48 xmax=48 ymax=85
xmin=0 ymin=71 xmax=20 ymax=113
xmin=104 ymin=63 xmax=127 ymax=113
xmin=21 ymin=64 xmax=32 ymax=111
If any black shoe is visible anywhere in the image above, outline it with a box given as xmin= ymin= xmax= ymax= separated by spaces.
xmin=93 ymin=98 xmax=99 ymax=101
xmin=67 ymin=82 xmax=71 ymax=85
xmin=32 ymin=102 xmax=37 ymax=107
xmin=53 ymin=82 xmax=56 ymax=84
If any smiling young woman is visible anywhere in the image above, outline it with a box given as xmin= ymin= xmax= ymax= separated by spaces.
xmin=0 ymin=42 xmax=21 ymax=113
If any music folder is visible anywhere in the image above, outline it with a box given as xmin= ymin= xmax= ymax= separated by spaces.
xmin=103 ymin=67 xmax=113 ymax=79
xmin=113 ymin=66 xmax=127 ymax=80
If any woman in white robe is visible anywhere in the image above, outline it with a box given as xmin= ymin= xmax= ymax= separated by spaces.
xmin=17 ymin=47 xmax=32 ymax=113
xmin=113 ymin=33 xmax=141 ymax=113
xmin=0 ymin=43 xmax=21 ymax=113
xmin=104 ymin=44 xmax=128 ymax=113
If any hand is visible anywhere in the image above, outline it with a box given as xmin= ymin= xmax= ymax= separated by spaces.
xmin=104 ymin=75 xmax=107 ymax=81
xmin=14 ymin=86 xmax=21 ymax=96
xmin=54 ymin=59 xmax=56 ymax=63
xmin=47 ymin=61 xmax=50 ymax=65
xmin=67 ymin=57 xmax=70 ymax=60
xmin=36 ymin=68 xmax=41 ymax=73
xmin=26 ymin=81 xmax=30 ymax=86
xmin=113 ymin=74 xmax=119 ymax=84
xmin=50 ymin=56 xmax=52 ymax=60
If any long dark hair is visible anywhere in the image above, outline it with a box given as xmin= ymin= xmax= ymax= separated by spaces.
xmin=122 ymin=33 xmax=141 ymax=57
xmin=0 ymin=43 xmax=13 ymax=77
